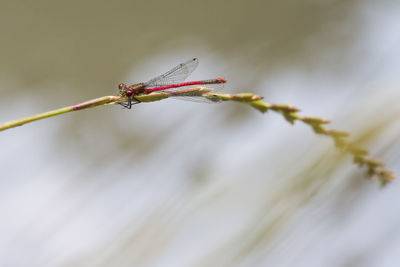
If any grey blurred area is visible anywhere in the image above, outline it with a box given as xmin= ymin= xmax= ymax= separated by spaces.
xmin=0 ymin=0 xmax=400 ymax=266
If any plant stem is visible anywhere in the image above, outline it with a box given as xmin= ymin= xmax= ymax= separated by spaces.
xmin=0 ymin=87 xmax=394 ymax=184
xmin=0 ymin=96 xmax=119 ymax=131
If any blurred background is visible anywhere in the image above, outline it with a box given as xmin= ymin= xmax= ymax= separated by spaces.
xmin=0 ymin=0 xmax=400 ymax=266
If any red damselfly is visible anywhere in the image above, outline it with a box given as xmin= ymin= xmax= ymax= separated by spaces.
xmin=118 ymin=58 xmax=226 ymax=108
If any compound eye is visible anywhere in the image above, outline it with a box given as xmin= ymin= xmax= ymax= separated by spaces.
xmin=118 ymin=83 xmax=126 ymax=90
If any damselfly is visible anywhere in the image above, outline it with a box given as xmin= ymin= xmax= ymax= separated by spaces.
xmin=118 ymin=58 xmax=226 ymax=108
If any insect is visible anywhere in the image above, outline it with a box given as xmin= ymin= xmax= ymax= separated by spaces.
xmin=118 ymin=58 xmax=226 ymax=108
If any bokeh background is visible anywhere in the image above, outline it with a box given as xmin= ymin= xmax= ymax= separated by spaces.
xmin=1 ymin=0 xmax=400 ymax=266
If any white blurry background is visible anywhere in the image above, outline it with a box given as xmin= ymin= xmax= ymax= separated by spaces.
xmin=0 ymin=0 xmax=400 ymax=266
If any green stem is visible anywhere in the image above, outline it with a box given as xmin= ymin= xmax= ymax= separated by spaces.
xmin=0 ymin=87 xmax=395 ymax=184
xmin=0 ymin=96 xmax=119 ymax=131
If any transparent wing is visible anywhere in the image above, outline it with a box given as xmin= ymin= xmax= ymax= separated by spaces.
xmin=145 ymin=81 xmax=225 ymax=93
xmin=168 ymin=95 xmax=222 ymax=104
xmin=145 ymin=58 xmax=199 ymax=87
xmin=151 ymin=86 xmax=223 ymax=104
